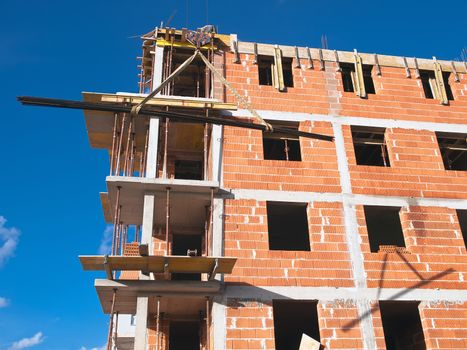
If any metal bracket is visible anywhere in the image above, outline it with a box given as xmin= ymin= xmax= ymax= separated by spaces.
xmin=253 ymin=43 xmax=258 ymax=65
xmin=104 ymin=255 xmax=114 ymax=280
xmin=232 ymin=40 xmax=240 ymax=63
xmin=209 ymin=258 xmax=220 ymax=280
xmin=306 ymin=47 xmax=314 ymax=69
xmin=318 ymin=49 xmax=325 ymax=71
xmin=334 ymin=50 xmax=341 ymax=72
xmin=403 ymin=57 xmax=411 ymax=78
xmin=294 ymin=46 xmax=301 ymax=68
xmin=374 ymin=54 xmax=381 ymax=76
xmin=413 ymin=57 xmax=421 ymax=79
xmin=451 ymin=61 xmax=460 ymax=82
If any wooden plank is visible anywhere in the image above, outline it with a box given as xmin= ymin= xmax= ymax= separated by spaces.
xmin=80 ymin=255 xmax=237 ymax=274
xmin=97 ymin=93 xmax=237 ymax=111
xmin=236 ymin=41 xmax=467 ymax=73
xmin=100 ymin=192 xmax=112 ymax=223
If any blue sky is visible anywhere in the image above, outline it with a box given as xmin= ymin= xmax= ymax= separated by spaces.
xmin=0 ymin=0 xmax=466 ymax=349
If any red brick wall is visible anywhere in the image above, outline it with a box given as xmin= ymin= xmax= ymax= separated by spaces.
xmin=222 ymin=121 xmax=340 ymax=192
xmin=224 ymin=200 xmax=353 ymax=287
xmin=420 ymin=301 xmax=467 ymax=349
xmin=358 ymin=205 xmax=467 ymax=289
xmin=345 ymin=126 xmax=467 ymax=199
xmin=225 ymin=300 xmax=364 ymax=350
xmin=224 ymin=52 xmax=467 ymax=123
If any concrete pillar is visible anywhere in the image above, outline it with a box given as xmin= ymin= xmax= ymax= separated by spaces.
xmin=211 ymin=124 xmax=223 ymax=183
xmin=141 ymin=194 xmax=155 ymax=256
xmin=212 ymin=297 xmax=226 ymax=350
xmin=133 ymin=296 xmax=149 ymax=350
xmin=152 ymin=45 xmax=164 ymax=92
xmin=133 ymin=194 xmax=155 ymax=350
xmin=146 ymin=117 xmax=160 ymax=179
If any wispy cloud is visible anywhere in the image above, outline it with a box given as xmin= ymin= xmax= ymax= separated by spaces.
xmin=0 ymin=216 xmax=20 ymax=267
xmin=0 ymin=297 xmax=9 ymax=308
xmin=78 ymin=345 xmax=106 ymax=350
xmin=98 ymin=225 xmax=113 ymax=255
xmin=8 ymin=332 xmax=44 ymax=350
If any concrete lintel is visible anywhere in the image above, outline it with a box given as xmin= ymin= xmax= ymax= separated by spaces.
xmin=227 ymin=109 xmax=467 ymax=134
xmin=228 ymin=189 xmax=467 ymax=210
xmin=223 ymin=286 xmax=467 ymax=302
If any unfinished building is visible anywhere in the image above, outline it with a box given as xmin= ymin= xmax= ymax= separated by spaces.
xmin=19 ymin=26 xmax=467 ymax=349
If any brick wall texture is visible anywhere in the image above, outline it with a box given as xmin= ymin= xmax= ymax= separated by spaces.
xmin=217 ymin=52 xmax=467 ymax=349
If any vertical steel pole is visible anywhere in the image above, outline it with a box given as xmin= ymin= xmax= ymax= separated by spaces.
xmin=165 ymin=188 xmax=171 ymax=255
xmin=142 ymin=124 xmax=150 ymax=177
xmin=206 ymin=297 xmax=210 ymax=350
xmin=155 ymin=297 xmax=161 ymax=350
xmin=115 ymin=114 xmax=127 ymax=176
xmin=106 ymin=289 xmax=117 ymax=350
xmin=111 ymin=187 xmax=121 ymax=256
xmin=163 ymin=118 xmax=169 ymax=179
xmin=110 ymin=113 xmax=118 ymax=175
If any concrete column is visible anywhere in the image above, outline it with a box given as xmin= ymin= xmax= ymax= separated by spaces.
xmin=152 ymin=45 xmax=164 ymax=92
xmin=133 ymin=296 xmax=149 ymax=350
xmin=146 ymin=117 xmax=160 ymax=179
xmin=141 ymin=194 xmax=155 ymax=256
xmin=211 ymin=125 xmax=223 ymax=183
xmin=212 ymin=296 xmax=226 ymax=350
xmin=333 ymin=122 xmax=377 ymax=350
xmin=212 ymin=198 xmax=224 ymax=259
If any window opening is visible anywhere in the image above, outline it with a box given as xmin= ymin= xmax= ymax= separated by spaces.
xmin=169 ymin=321 xmax=200 ymax=350
xmin=171 ymin=234 xmax=202 ymax=281
xmin=435 ymin=132 xmax=467 ymax=171
xmin=364 ymin=206 xmax=406 ymax=253
xmin=341 ymin=63 xmax=375 ymax=95
xmin=273 ymin=300 xmax=320 ymax=350
xmin=267 ymin=202 xmax=310 ymax=251
xmin=456 ymin=209 xmax=467 ymax=249
xmin=164 ymin=47 xmax=207 ymax=98
xmin=258 ymin=55 xmax=293 ymax=89
xmin=420 ymin=70 xmax=454 ymax=102
xmin=263 ymin=122 xmax=301 ymax=161
xmin=379 ymin=301 xmax=426 ymax=350
xmin=351 ymin=126 xmax=390 ymax=167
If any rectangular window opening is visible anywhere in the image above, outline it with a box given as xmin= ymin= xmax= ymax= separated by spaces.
xmin=436 ymin=132 xmax=467 ymax=171
xmin=164 ymin=47 xmax=207 ymax=98
xmin=258 ymin=56 xmax=294 ymax=88
xmin=169 ymin=321 xmax=200 ymax=350
xmin=456 ymin=209 xmax=467 ymax=249
xmin=273 ymin=300 xmax=321 ymax=350
xmin=420 ymin=70 xmax=454 ymax=101
xmin=165 ymin=123 xmax=206 ymax=180
xmin=351 ymin=126 xmax=390 ymax=167
xmin=364 ymin=205 xmax=406 ymax=253
xmin=267 ymin=202 xmax=310 ymax=251
xmin=171 ymin=234 xmax=202 ymax=281
xmin=341 ymin=63 xmax=375 ymax=94
xmin=379 ymin=301 xmax=426 ymax=350
xmin=263 ymin=122 xmax=301 ymax=161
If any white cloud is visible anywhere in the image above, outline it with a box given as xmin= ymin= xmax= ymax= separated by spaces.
xmin=0 ymin=296 xmax=9 ymax=308
xmin=8 ymin=332 xmax=44 ymax=350
xmin=0 ymin=216 xmax=20 ymax=267
xmin=98 ymin=225 xmax=113 ymax=255
xmin=78 ymin=345 xmax=106 ymax=350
